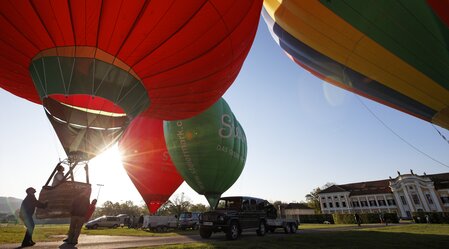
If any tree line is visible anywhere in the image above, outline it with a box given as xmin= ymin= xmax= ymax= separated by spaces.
xmin=92 ymin=193 xmax=208 ymax=218
xmin=92 ymin=184 xmax=335 ymax=218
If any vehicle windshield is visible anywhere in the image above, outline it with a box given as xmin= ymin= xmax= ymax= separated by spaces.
xmin=215 ymin=198 xmax=242 ymax=210
xmin=179 ymin=213 xmax=192 ymax=219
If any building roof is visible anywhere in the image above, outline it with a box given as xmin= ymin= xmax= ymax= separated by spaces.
xmin=319 ymin=179 xmax=391 ymax=196
xmin=318 ymin=172 xmax=449 ymax=196
xmin=426 ymin=173 xmax=449 ymax=190
xmin=282 ymin=203 xmax=312 ymax=210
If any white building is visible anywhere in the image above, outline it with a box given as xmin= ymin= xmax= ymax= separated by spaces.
xmin=318 ymin=171 xmax=449 ymax=219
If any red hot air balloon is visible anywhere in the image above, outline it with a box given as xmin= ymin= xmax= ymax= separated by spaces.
xmin=0 ymin=0 xmax=263 ymax=122
xmin=119 ymin=117 xmax=183 ymax=214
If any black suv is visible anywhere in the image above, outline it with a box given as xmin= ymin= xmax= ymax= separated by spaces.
xmin=199 ymin=196 xmax=275 ymax=240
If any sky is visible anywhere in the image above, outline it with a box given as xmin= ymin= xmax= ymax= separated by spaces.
xmin=1 ymin=16 xmax=449 ymax=207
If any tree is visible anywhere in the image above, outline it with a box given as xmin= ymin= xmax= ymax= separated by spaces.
xmin=156 ymin=193 xmax=192 ymax=216
xmin=305 ymin=182 xmax=335 ymax=214
xmin=93 ymin=200 xmax=142 ymax=218
xmin=189 ymin=203 xmax=208 ymax=213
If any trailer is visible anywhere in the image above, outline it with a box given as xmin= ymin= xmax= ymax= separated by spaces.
xmin=143 ymin=215 xmax=178 ymax=232
xmin=266 ymin=218 xmax=298 ymax=233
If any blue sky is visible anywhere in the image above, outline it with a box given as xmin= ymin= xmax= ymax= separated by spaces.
xmin=1 ymin=17 xmax=448 ymax=206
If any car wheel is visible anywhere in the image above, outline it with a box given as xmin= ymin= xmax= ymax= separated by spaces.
xmin=226 ymin=221 xmax=239 ymax=240
xmin=193 ymin=223 xmax=199 ymax=230
xmin=290 ymin=223 xmax=297 ymax=233
xmin=112 ymin=224 xmax=118 ymax=229
xmin=92 ymin=224 xmax=98 ymax=229
xmin=199 ymin=227 xmax=212 ymax=239
xmin=284 ymin=224 xmax=291 ymax=234
xmin=257 ymin=221 xmax=266 ymax=236
xmin=269 ymin=227 xmax=276 ymax=233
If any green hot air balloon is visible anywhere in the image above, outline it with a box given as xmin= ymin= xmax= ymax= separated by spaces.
xmin=164 ymin=98 xmax=247 ymax=208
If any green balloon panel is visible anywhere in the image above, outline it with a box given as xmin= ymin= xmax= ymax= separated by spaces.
xmin=164 ymin=98 xmax=247 ymax=207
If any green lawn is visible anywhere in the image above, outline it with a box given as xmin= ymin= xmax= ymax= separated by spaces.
xmin=143 ymin=224 xmax=449 ymax=249
xmin=2 ymin=224 xmax=448 ymax=249
xmin=0 ymin=224 xmax=195 ymax=244
xmin=299 ymin=223 xmax=356 ymax=229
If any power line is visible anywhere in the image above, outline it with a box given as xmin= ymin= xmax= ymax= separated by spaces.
xmin=432 ymin=124 xmax=449 ymax=145
xmin=355 ymin=96 xmax=449 ymax=169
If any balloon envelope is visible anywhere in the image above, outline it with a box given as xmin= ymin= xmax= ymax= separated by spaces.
xmin=164 ymin=98 xmax=247 ymax=207
xmin=119 ymin=117 xmax=183 ymax=214
xmin=263 ymin=0 xmax=449 ymax=130
xmin=0 ymin=0 xmax=262 ymax=120
xmin=0 ymin=0 xmax=262 ymax=159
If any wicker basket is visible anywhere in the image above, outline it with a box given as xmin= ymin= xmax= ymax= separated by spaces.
xmin=36 ymin=181 xmax=91 ymax=219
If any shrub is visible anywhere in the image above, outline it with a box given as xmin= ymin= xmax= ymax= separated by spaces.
xmin=412 ymin=212 xmax=449 ymax=224
xmin=298 ymin=214 xmax=334 ymax=224
xmin=332 ymin=213 xmax=399 ymax=224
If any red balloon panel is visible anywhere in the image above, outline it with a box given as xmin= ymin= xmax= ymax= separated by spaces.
xmin=119 ymin=117 xmax=183 ymax=214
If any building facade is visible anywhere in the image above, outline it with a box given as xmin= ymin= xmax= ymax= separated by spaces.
xmin=318 ymin=171 xmax=449 ymax=219
xmin=279 ymin=203 xmax=315 ymax=219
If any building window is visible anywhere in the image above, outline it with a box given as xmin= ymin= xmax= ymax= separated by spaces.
xmin=400 ymin=196 xmax=407 ymax=205
xmin=321 ymin=197 xmax=325 ymax=200
xmin=361 ymin=201 xmax=368 ymax=207
xmin=328 ymin=197 xmax=332 ymax=199
xmin=441 ymin=196 xmax=449 ymax=204
xmin=323 ymin=203 xmax=327 ymax=208
xmin=409 ymin=186 xmax=413 ymax=190
xmin=378 ymin=200 xmax=386 ymax=206
xmin=336 ymin=202 xmax=340 ymax=208
xmin=412 ymin=194 xmax=420 ymax=205
xmin=387 ymin=199 xmax=396 ymax=206
xmin=342 ymin=201 xmax=346 ymax=207
xmin=352 ymin=201 xmax=359 ymax=207
xmin=369 ymin=200 xmax=377 ymax=206
xmin=340 ymin=196 xmax=344 ymax=198
xmin=329 ymin=203 xmax=333 ymax=208
xmin=425 ymin=194 xmax=434 ymax=204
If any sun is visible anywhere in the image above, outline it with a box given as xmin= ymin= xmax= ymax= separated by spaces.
xmin=87 ymin=144 xmax=141 ymax=203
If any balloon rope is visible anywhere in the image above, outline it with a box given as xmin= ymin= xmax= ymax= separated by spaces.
xmin=31 ymin=63 xmax=47 ymax=98
xmin=43 ymin=108 xmax=63 ymax=161
xmin=355 ymin=95 xmax=449 ymax=169
xmin=56 ymin=56 xmax=68 ymax=95
xmin=42 ymin=57 xmax=48 ymax=97
xmin=66 ymin=56 xmax=76 ymax=94
xmin=432 ymin=125 xmax=449 ymax=145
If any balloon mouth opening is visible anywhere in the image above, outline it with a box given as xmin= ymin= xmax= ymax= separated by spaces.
xmin=49 ymin=94 xmax=126 ymax=116
xmin=43 ymin=97 xmax=128 ymax=130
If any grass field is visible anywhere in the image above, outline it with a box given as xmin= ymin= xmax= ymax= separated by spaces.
xmin=0 ymin=224 xmax=194 ymax=244
xmin=1 ymin=223 xmax=448 ymax=249
xmin=144 ymin=224 xmax=449 ymax=249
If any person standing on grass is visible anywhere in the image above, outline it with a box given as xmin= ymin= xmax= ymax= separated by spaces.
xmin=20 ymin=187 xmax=48 ymax=247
xmin=84 ymin=199 xmax=97 ymax=222
xmin=354 ymin=213 xmax=361 ymax=227
xmin=65 ymin=190 xmax=90 ymax=245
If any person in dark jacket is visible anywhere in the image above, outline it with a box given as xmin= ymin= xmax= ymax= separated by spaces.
xmin=20 ymin=187 xmax=47 ymax=247
xmin=84 ymin=199 xmax=97 ymax=222
xmin=65 ymin=190 xmax=90 ymax=245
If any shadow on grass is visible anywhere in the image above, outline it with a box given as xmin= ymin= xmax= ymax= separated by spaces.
xmin=185 ymin=230 xmax=449 ymax=249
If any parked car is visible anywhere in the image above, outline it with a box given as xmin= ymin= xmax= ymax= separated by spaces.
xmin=116 ymin=214 xmax=129 ymax=227
xmin=85 ymin=215 xmax=120 ymax=229
xmin=178 ymin=212 xmax=201 ymax=230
